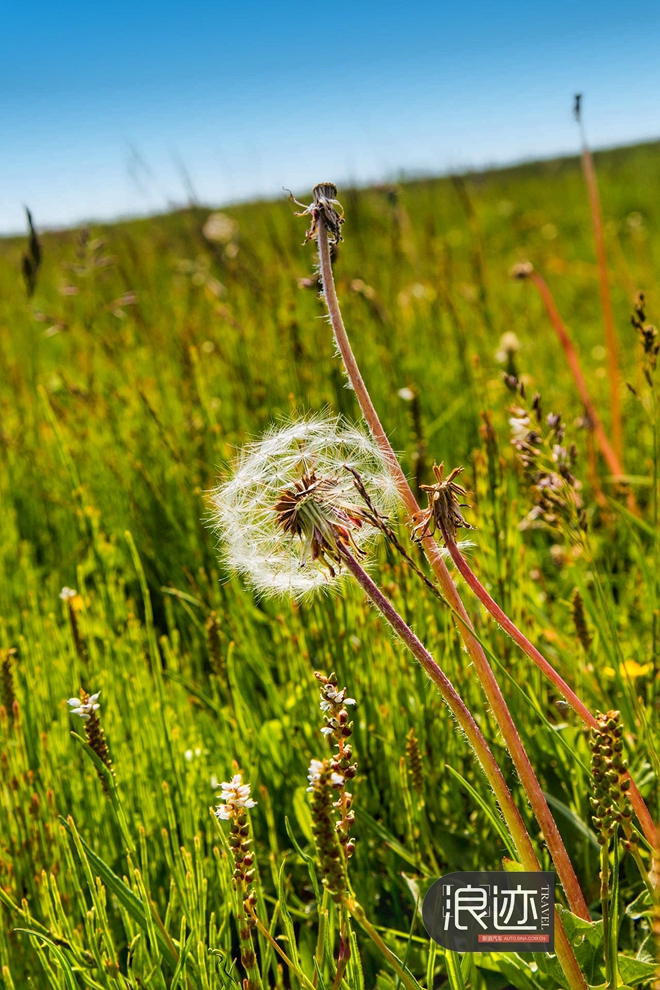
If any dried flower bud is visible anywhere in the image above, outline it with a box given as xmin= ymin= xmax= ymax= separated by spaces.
xmin=411 ymin=462 xmax=475 ymax=543
xmin=510 ymin=261 xmax=534 ymax=280
xmin=291 ymin=182 xmax=345 ymax=246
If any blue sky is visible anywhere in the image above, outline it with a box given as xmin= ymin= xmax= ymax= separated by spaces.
xmin=2 ymin=0 xmax=660 ymax=233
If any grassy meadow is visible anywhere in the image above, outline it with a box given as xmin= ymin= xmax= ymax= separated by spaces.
xmin=0 ymin=140 xmax=659 ymax=988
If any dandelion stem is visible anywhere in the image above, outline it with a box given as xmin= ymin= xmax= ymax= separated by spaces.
xmin=337 ymin=545 xmax=586 ymax=990
xmin=316 ymin=210 xmax=591 ymax=918
xmin=337 ymin=545 xmax=530 ymax=859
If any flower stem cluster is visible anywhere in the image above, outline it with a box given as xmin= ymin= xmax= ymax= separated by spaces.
xmin=307 ymin=758 xmax=348 ymax=903
xmin=504 ymin=377 xmax=587 ymax=540
xmin=632 ymin=291 xmax=659 ymax=382
xmin=215 ymin=775 xmax=261 ymax=988
xmin=68 ymin=689 xmax=115 ymax=794
xmin=571 ymin=589 xmax=593 ymax=652
xmin=590 ymin=710 xmax=632 ymax=846
xmin=205 ymin=610 xmax=225 ymax=678
xmin=405 ymin=727 xmax=424 ymax=797
xmin=0 ymin=647 xmax=17 ymax=722
xmin=410 ymin=462 xmax=475 ymax=544
xmin=315 ymin=672 xmax=357 ymax=859
xmin=60 ymin=587 xmax=88 ymax=663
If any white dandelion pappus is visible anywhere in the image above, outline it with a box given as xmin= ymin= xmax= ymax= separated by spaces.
xmin=210 ymin=415 xmax=400 ymax=598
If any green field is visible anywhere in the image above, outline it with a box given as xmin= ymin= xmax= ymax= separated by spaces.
xmin=0 ymin=141 xmax=659 ymax=989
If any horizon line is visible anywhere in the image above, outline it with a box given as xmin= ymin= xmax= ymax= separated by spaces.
xmin=3 ymin=133 xmax=659 ymax=241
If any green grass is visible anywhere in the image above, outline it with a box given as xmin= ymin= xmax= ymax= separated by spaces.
xmin=0 ymin=140 xmax=659 ymax=989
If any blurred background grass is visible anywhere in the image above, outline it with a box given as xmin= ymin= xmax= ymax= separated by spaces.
xmin=0 ymin=141 xmax=658 ymax=986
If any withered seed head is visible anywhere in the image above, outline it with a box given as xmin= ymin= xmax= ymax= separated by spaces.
xmin=631 ymin=290 xmax=659 ymax=374
xmin=510 ymin=261 xmax=534 ymax=280
xmin=272 ymin=468 xmax=370 ymax=575
xmin=411 ymin=462 xmax=475 ymax=543
xmin=290 ymin=182 xmax=345 ymax=246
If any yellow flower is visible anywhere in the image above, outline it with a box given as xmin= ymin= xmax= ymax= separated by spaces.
xmin=620 ymin=660 xmax=652 ymax=679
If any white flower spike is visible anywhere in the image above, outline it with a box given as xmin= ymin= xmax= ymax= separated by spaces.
xmin=307 ymin=758 xmax=344 ymax=792
xmin=67 ymin=691 xmax=100 ymax=721
xmin=215 ymin=773 xmax=257 ymax=821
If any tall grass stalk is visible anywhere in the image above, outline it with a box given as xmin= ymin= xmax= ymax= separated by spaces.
xmin=513 ymin=264 xmax=624 ymax=483
xmin=576 ymin=101 xmax=623 ymax=463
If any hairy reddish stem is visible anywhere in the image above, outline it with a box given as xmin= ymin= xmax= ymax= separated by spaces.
xmin=529 ymin=270 xmax=622 ymax=478
xmin=581 ymin=144 xmax=623 ymax=463
xmin=339 ymin=546 xmax=587 ymax=990
xmin=316 ymin=213 xmax=590 ymax=920
xmin=444 ymin=534 xmax=658 ymax=849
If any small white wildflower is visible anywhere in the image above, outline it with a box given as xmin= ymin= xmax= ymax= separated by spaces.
xmin=184 ymin=749 xmax=193 ymax=762
xmin=307 ymin=758 xmax=344 ymax=791
xmin=319 ymin=682 xmax=356 ymax=710
xmin=495 ymin=331 xmax=521 ymax=363
xmin=210 ymin=415 xmax=400 ymax=599
xmin=509 ymin=415 xmax=530 ymax=442
xmin=214 ymin=773 xmax=257 ymax=821
xmin=67 ymin=691 xmax=100 ymax=721
xmin=60 ymin=587 xmax=77 ymax=601
xmin=307 ymin=758 xmax=324 ymax=790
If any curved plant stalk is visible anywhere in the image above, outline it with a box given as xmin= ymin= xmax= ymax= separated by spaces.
xmin=516 ymin=265 xmax=636 ymax=513
xmin=515 ymin=265 xmax=622 ymax=481
xmin=578 ymin=115 xmax=623 ymax=463
xmin=443 ymin=533 xmax=658 ymax=849
xmin=337 ymin=545 xmax=587 ymax=990
xmin=315 ymin=204 xmax=591 ymax=920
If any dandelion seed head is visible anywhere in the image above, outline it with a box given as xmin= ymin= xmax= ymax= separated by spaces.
xmin=210 ymin=415 xmax=400 ymax=599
